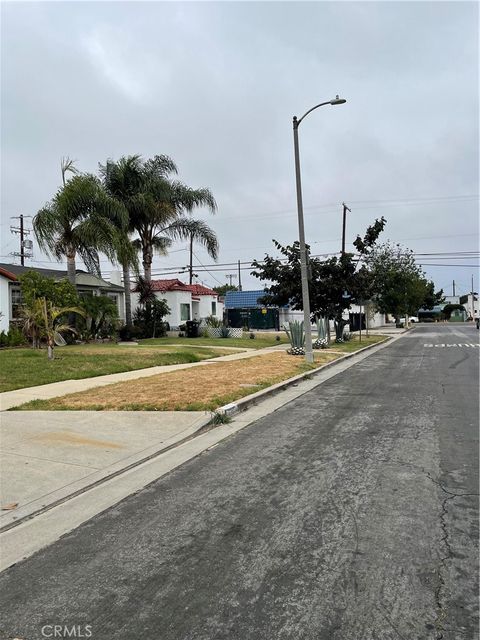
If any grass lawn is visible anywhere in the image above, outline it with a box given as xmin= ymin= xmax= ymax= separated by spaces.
xmin=0 ymin=343 xmax=238 ymax=393
xmin=16 ymin=335 xmax=387 ymax=411
xmin=140 ymin=334 xmax=289 ymax=349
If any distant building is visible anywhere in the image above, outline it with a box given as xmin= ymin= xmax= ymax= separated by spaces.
xmin=131 ymin=279 xmax=223 ymax=329
xmin=0 ymin=263 xmax=125 ymax=333
xmin=224 ymin=290 xmax=386 ymax=330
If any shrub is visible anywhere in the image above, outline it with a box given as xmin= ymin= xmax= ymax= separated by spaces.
xmin=9 ymin=325 xmax=26 ymax=346
xmin=220 ymin=326 xmax=231 ymax=338
xmin=249 ymin=332 xmax=256 ymax=339
xmin=118 ymin=325 xmax=142 ymax=342
xmin=133 ymin=298 xmax=170 ymax=338
xmin=205 ymin=315 xmax=223 ymax=328
xmin=0 ymin=326 xmax=27 ymax=348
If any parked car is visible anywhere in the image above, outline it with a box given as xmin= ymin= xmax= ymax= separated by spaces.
xmin=400 ymin=316 xmax=419 ymax=324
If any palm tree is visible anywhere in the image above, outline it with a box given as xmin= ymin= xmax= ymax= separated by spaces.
xmin=99 ymin=156 xmax=144 ymax=326
xmin=20 ymin=297 xmax=84 ymax=359
xmin=33 ymin=173 xmax=127 ymax=287
xmin=100 ymin=154 xmax=219 ymax=283
xmin=100 ymin=155 xmax=219 ymax=325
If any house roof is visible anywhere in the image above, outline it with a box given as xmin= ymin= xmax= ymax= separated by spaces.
xmin=183 ymin=283 xmax=217 ymax=297
xmin=0 ymin=263 xmax=124 ymax=292
xmin=224 ymin=290 xmax=270 ymax=309
xmin=146 ymin=279 xmax=218 ymax=296
xmin=148 ymin=279 xmax=191 ymax=293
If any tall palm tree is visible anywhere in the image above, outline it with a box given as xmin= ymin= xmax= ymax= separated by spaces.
xmin=100 ymin=155 xmax=219 ymax=323
xmin=33 ymin=174 xmax=127 ymax=287
xmin=133 ymin=155 xmax=218 ymax=281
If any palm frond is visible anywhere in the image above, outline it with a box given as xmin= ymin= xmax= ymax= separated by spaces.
xmin=170 ymin=182 xmax=217 ymax=215
xmin=61 ymin=156 xmax=79 ymax=186
xmin=159 ymin=218 xmax=219 ymax=260
xmin=151 ymin=236 xmax=173 ymax=257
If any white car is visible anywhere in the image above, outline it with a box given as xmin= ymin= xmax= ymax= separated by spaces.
xmin=400 ymin=316 xmax=419 ymax=324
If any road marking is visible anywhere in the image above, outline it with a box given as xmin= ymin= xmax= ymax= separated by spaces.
xmin=424 ymin=344 xmax=479 ymax=348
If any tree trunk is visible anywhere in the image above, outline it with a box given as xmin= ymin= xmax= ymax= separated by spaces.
xmin=47 ymin=339 xmax=54 ymax=360
xmin=334 ymin=316 xmax=348 ymax=342
xmin=143 ymin=246 xmax=152 ymax=282
xmin=123 ymin=263 xmax=132 ymax=327
xmin=66 ymin=253 xmax=76 ymax=286
xmin=66 ymin=253 xmax=77 ymax=327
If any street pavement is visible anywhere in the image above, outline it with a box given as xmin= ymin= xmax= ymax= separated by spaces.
xmin=0 ymin=324 xmax=478 ymax=639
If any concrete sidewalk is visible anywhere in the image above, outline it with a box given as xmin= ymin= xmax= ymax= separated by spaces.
xmin=0 ymin=411 xmax=211 ymax=530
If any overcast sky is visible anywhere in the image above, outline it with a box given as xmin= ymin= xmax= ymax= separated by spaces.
xmin=1 ymin=1 xmax=478 ymax=296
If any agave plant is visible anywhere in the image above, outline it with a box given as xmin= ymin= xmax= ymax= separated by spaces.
xmin=313 ymin=317 xmax=328 ymax=349
xmin=219 ymin=325 xmax=231 ymax=338
xmin=283 ymin=320 xmax=305 ymax=356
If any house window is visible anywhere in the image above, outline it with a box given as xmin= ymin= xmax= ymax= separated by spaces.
xmin=211 ymin=301 xmax=217 ymax=316
xmin=11 ymin=287 xmax=23 ymax=318
xmin=180 ymin=303 xmax=190 ymax=321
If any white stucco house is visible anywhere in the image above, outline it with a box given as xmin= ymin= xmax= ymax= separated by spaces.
xmin=131 ymin=279 xmax=224 ymax=329
xmin=0 ymin=263 xmax=125 ymax=333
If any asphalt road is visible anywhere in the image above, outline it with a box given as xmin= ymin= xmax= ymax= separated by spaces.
xmin=0 ymin=325 xmax=478 ymax=640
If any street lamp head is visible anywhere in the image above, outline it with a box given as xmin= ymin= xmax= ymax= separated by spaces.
xmin=330 ymin=95 xmax=346 ymax=105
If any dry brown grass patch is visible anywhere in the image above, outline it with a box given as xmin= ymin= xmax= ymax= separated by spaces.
xmin=36 ymin=351 xmax=340 ymax=411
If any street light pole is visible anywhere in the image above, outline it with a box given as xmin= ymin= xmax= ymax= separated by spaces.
xmin=292 ymin=95 xmax=347 ymax=363
xmin=292 ymin=116 xmax=314 ymax=363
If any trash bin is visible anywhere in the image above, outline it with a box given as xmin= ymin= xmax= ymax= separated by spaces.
xmin=185 ymin=320 xmax=200 ymax=338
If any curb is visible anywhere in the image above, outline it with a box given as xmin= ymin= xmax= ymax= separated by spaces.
xmin=217 ymin=336 xmax=391 ymax=417
xmin=0 ymin=336 xmax=391 ymax=533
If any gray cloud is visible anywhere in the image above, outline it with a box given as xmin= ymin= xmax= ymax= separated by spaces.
xmin=1 ymin=1 xmax=478 ymax=294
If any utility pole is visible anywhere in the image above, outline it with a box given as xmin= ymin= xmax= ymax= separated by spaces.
xmin=10 ymin=215 xmax=33 ymax=265
xmin=237 ymin=260 xmax=242 ymax=291
xmin=225 ymin=273 xmax=237 ymax=287
xmin=188 ymin=234 xmax=194 ymax=284
xmin=452 ymin=280 xmax=456 ymax=297
xmin=341 ymin=202 xmax=351 ymax=255
xmin=472 ymin=274 xmax=475 ymax=319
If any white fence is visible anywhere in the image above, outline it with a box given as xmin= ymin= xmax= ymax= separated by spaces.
xmin=206 ymin=327 xmax=243 ymax=338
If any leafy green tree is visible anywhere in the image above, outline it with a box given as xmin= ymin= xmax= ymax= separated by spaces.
xmin=213 ymin=284 xmax=238 ymax=297
xmin=252 ymin=218 xmax=386 ymax=340
xmin=33 ymin=173 xmax=127 ymax=286
xmin=18 ymin=270 xmax=79 ymax=309
xmin=421 ymin=281 xmax=445 ymax=310
xmin=100 ymin=155 xmax=219 ymax=284
xmin=441 ymin=303 xmax=465 ymax=320
xmin=131 ymin=275 xmax=170 ymax=338
xmin=79 ymin=295 xmax=119 ymax=340
xmin=364 ymin=242 xmax=437 ymax=322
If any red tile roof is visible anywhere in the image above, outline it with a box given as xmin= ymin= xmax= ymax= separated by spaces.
xmin=183 ymin=284 xmax=218 ymax=296
xmin=138 ymin=279 xmax=218 ymax=297
xmin=148 ymin=279 xmax=190 ymax=292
